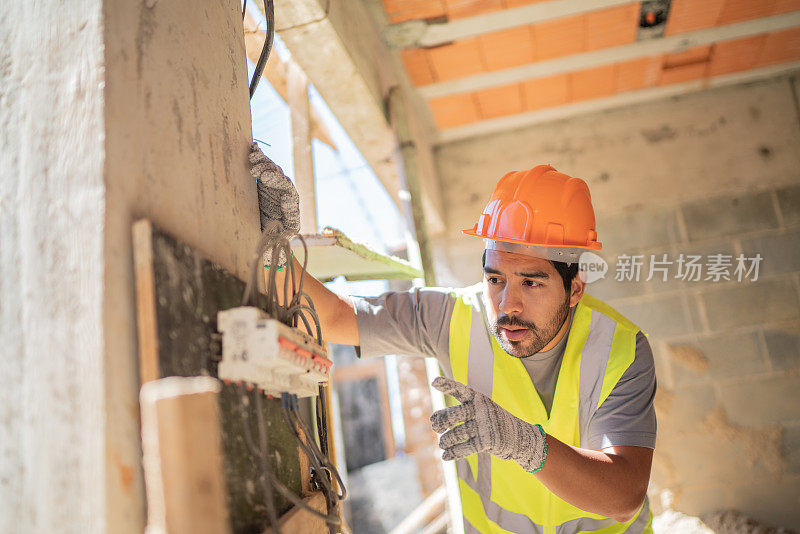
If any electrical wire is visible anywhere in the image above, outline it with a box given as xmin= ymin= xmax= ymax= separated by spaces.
xmin=241 ymin=220 xmax=323 ymax=345
xmin=248 ymin=0 xmax=274 ymax=99
xmin=236 ymin=222 xmax=344 ymax=529
xmin=239 ymin=384 xmax=343 ymax=531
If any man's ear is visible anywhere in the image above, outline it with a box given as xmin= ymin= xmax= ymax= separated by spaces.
xmin=569 ymin=273 xmax=586 ymax=307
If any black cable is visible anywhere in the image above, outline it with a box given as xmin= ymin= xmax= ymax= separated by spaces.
xmin=279 ymin=394 xmax=343 ymax=525
xmin=249 ymin=0 xmax=274 ymax=99
xmin=287 ymin=395 xmax=346 ymax=501
xmin=316 ymin=385 xmax=330 ymax=458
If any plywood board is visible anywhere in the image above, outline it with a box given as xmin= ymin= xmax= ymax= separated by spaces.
xmin=133 ymin=219 xmax=311 ymax=533
xmin=291 ymin=228 xmax=422 ymax=282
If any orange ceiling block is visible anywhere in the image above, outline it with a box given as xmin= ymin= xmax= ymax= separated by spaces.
xmin=475 ymin=83 xmax=524 ymax=119
xmin=615 ymin=55 xmax=663 ymax=91
xmin=570 ymin=65 xmax=616 ymax=102
xmin=401 ymin=49 xmax=436 ymax=86
xmin=709 ymin=35 xmax=766 ymax=77
xmin=522 ymin=74 xmax=569 ymax=110
xmin=585 ymin=3 xmax=641 ymax=51
xmin=445 ymin=0 xmax=504 ymax=19
xmin=660 ymin=45 xmax=712 ymax=85
xmin=533 ymin=14 xmax=587 ymax=61
xmin=478 ymin=26 xmax=535 ymax=71
xmin=664 ymin=0 xmax=725 ymax=36
xmin=429 ymin=93 xmax=480 ymax=128
xmin=773 ymin=0 xmax=800 ymax=14
xmin=757 ymin=26 xmax=800 ymax=66
xmin=428 ymin=38 xmax=486 ymax=81
xmin=383 ymin=0 xmax=447 ymax=23
xmin=718 ymin=0 xmax=776 ymax=25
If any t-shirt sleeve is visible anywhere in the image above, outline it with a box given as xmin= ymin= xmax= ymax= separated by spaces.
xmin=586 ymin=331 xmax=657 ymax=450
xmin=351 ymin=287 xmax=456 ymax=364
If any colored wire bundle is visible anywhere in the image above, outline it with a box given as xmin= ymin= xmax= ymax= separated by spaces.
xmin=241 ymin=220 xmax=323 ymax=345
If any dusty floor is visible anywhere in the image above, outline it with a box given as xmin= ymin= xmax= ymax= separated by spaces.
xmin=654 ymin=509 xmax=798 ymax=534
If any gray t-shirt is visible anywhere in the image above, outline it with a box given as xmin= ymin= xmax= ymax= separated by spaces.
xmin=351 ymin=286 xmax=657 ymax=451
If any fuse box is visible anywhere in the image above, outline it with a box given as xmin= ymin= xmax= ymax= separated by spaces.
xmin=217 ymin=306 xmax=332 ymax=397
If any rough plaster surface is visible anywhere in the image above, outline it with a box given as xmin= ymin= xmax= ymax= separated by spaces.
xmin=431 ymin=75 xmax=800 ymax=528
xmin=0 ymin=1 xmax=106 ymax=532
xmin=102 ymin=0 xmax=259 ymax=531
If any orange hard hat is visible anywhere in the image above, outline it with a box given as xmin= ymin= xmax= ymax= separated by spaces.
xmin=462 ymin=165 xmax=601 ymax=263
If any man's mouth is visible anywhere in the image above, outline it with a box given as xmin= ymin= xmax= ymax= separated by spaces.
xmin=500 ymin=326 xmax=529 ymax=342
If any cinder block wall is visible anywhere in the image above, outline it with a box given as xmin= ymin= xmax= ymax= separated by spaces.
xmin=432 ymin=74 xmax=800 ymax=528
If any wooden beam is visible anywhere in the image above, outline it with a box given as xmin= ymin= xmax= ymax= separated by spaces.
xmin=388 ymin=87 xmax=437 ymax=287
xmin=419 ymin=11 xmax=800 ymax=99
xmin=243 ymin=13 xmax=337 ymax=150
xmin=140 ymin=377 xmax=231 ymax=534
xmin=287 ymin=61 xmax=318 ymax=233
xmin=436 ymin=61 xmax=800 ymax=143
xmin=384 ymin=0 xmax=633 ymax=49
xmin=270 ymin=0 xmax=448 ymax=235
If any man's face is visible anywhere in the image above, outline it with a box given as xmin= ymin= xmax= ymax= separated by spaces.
xmin=483 ymin=249 xmax=579 ymax=358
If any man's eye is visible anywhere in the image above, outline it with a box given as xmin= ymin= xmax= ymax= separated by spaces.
xmin=523 ymin=280 xmax=540 ymax=287
xmin=487 ymin=276 xmax=501 ymax=284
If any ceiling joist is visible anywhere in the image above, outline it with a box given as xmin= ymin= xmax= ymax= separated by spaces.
xmin=418 ymin=11 xmax=800 ymax=99
xmin=384 ymin=0 xmax=634 ymax=49
xmin=436 ymin=60 xmax=800 ymax=143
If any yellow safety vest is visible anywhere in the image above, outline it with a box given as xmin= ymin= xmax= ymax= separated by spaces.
xmin=447 ymin=288 xmax=654 ymax=534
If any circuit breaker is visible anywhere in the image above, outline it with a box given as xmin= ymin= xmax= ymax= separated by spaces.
xmin=217 ymin=306 xmax=332 ymax=397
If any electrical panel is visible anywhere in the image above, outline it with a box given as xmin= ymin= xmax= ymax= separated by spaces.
xmin=217 ymin=306 xmax=332 ymax=397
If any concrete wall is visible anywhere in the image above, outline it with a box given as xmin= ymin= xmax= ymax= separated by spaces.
xmin=432 ymin=74 xmax=800 ymax=528
xmin=2 ymin=0 xmax=259 ymax=531
xmin=103 ymin=0 xmax=258 ymax=530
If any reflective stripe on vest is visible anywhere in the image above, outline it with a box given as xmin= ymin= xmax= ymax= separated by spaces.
xmin=447 ymin=287 xmax=654 ymax=534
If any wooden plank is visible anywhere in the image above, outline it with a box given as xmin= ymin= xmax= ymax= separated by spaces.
xmin=287 ymin=62 xmax=317 ymax=233
xmin=140 ymin=377 xmax=231 ymax=534
xmin=132 ymin=219 xmax=311 ymax=533
xmin=262 ymin=491 xmax=327 ymax=534
xmin=133 ymin=219 xmax=160 ymax=384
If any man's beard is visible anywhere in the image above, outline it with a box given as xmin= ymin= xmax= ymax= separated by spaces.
xmin=490 ymin=296 xmax=571 ymax=358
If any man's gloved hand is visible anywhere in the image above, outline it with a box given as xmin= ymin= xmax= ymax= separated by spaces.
xmin=430 ymin=376 xmax=547 ymax=473
xmin=249 ymin=142 xmax=300 ymax=234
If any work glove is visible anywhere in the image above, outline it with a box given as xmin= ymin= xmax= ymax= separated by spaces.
xmin=430 ymin=376 xmax=547 ymax=473
xmin=249 ymin=142 xmax=301 ymax=234
xmin=249 ymin=142 xmax=301 ymax=267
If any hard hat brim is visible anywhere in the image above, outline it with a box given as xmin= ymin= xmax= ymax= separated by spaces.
xmin=463 ymin=228 xmax=602 ymax=264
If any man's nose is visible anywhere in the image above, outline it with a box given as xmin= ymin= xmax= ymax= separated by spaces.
xmin=499 ymin=287 xmax=522 ymax=316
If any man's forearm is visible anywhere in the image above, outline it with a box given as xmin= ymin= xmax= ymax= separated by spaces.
xmin=267 ymin=256 xmax=360 ymax=346
xmin=535 ymin=437 xmax=652 ymax=522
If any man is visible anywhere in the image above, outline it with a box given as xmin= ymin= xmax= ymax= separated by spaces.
xmin=250 ymin=144 xmax=657 ymax=534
